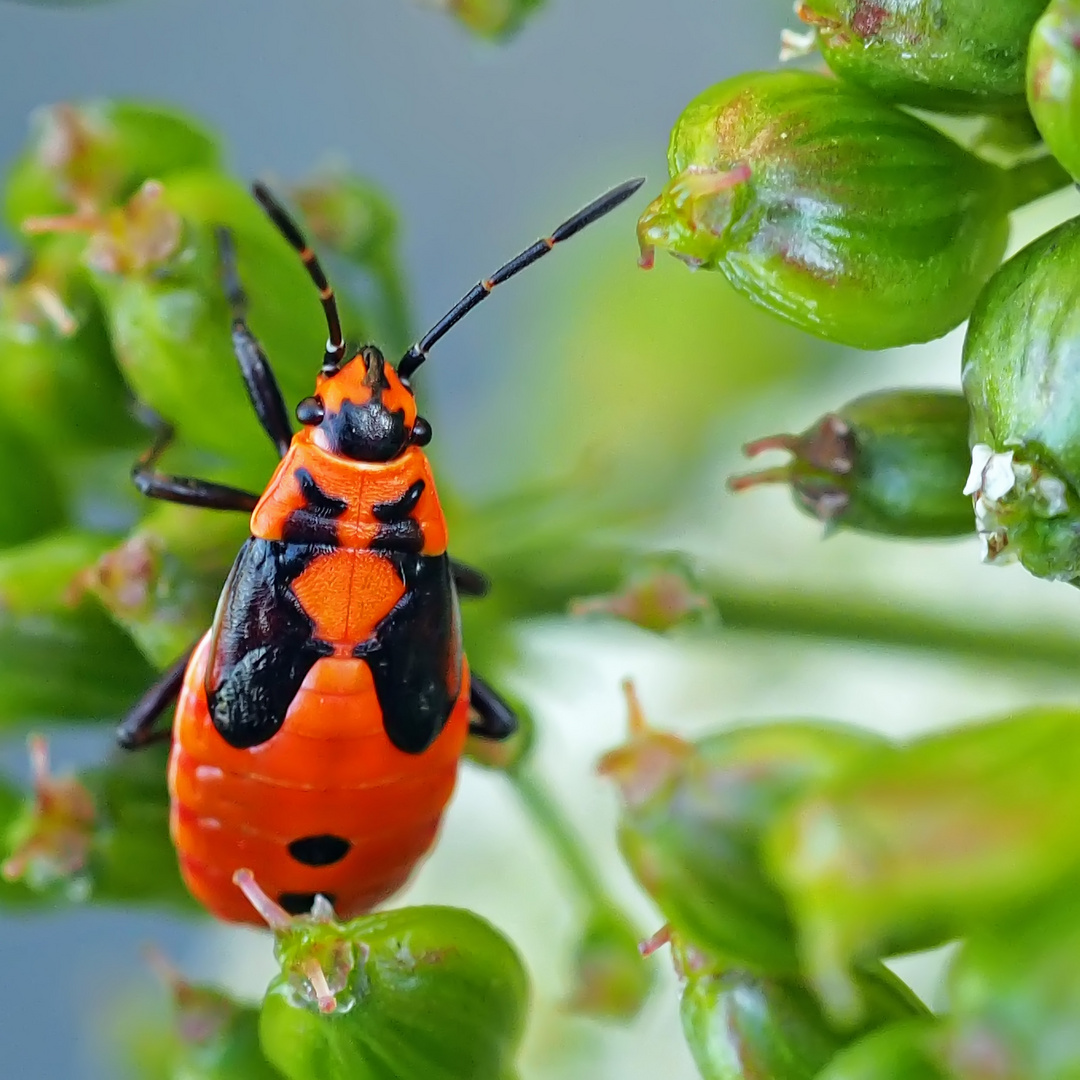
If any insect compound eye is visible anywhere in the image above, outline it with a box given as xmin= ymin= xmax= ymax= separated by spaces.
xmin=295 ymin=396 xmax=325 ymax=426
xmin=411 ymin=416 xmax=432 ymax=446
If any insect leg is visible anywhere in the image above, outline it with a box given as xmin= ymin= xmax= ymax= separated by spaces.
xmin=450 ymin=559 xmax=489 ymax=598
xmin=132 ymin=421 xmax=261 ymax=511
xmin=468 ymin=674 xmax=518 ymax=741
xmin=116 ymin=642 xmax=197 ymax=749
xmin=216 ymin=226 xmax=294 ymax=458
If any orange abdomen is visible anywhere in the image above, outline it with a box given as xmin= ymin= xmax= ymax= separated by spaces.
xmin=168 ymin=632 xmax=470 ymax=924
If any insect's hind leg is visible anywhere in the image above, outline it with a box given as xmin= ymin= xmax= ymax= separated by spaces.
xmin=117 ymin=641 xmax=197 ymax=749
xmin=216 ymin=226 xmax=294 ymax=458
xmin=132 ymin=419 xmax=261 ymax=511
xmin=451 ymin=559 xmax=489 ymax=598
xmin=468 ymin=674 xmax=518 ymax=741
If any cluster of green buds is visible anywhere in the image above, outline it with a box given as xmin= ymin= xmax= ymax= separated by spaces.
xmin=730 ymin=389 xmax=974 ymax=539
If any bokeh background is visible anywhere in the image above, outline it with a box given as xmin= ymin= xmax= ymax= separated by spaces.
xmin=1 ymin=1 xmax=1079 ymax=1077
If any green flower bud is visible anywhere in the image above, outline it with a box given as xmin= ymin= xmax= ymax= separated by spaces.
xmin=637 ymin=72 xmax=1019 ymax=350
xmin=943 ymin=890 xmax=1080 ymax=1080
xmin=291 ymin=170 xmax=412 ymax=352
xmin=600 ymin=683 xmax=889 ymax=972
xmin=428 ymin=0 xmax=546 ymax=40
xmin=1 ymin=737 xmax=193 ymax=911
xmin=4 ymin=100 xmax=219 ymax=231
xmin=570 ymin=554 xmax=715 ymax=632
xmin=673 ymin=938 xmax=924 ymax=1080
xmin=815 ymin=1021 xmax=947 ymax=1080
xmin=0 ymin=533 xmax=155 ymax=727
xmin=767 ymin=706 xmax=1080 ymax=1023
xmin=730 ymin=390 xmax=974 ymax=538
xmin=0 ymin=238 xmax=140 ymax=453
xmin=76 ymin=503 xmax=248 ymax=668
xmin=792 ymin=0 xmax=1046 ymax=114
xmin=962 ymin=215 xmax=1080 ymax=584
xmin=1028 ymin=0 xmax=1080 ymax=181
xmin=237 ymin=872 xmax=528 ymax=1080
xmin=564 ymin=904 xmax=655 ymax=1021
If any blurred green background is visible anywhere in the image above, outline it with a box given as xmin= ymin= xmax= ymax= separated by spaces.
xmin=1 ymin=1 xmax=1080 ymax=1078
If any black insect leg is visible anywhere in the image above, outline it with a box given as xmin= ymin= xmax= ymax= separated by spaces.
xmin=117 ymin=642 xmax=197 ymax=750
xmin=132 ymin=422 xmax=261 ymax=511
xmin=216 ymin=226 xmax=294 ymax=458
xmin=469 ymin=674 xmax=518 ymax=741
xmin=451 ymin=559 xmax=489 ymax=598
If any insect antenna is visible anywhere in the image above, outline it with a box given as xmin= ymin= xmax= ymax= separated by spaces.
xmin=251 ymin=182 xmax=346 ymax=374
xmin=397 ymin=176 xmax=646 ymax=381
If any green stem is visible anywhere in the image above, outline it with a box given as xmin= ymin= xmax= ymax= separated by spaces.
xmin=504 ymin=763 xmax=610 ymax=912
xmin=1005 ymin=154 xmax=1073 ymax=210
xmin=705 ymin=577 xmax=1080 ymax=675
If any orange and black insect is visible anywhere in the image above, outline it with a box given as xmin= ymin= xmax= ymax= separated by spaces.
xmin=117 ymin=176 xmax=644 ymax=924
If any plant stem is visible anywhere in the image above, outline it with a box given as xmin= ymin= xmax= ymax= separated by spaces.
xmin=504 ymin=763 xmax=610 ymax=912
xmin=706 ymin=577 xmax=1080 ymax=676
xmin=1005 ymin=154 xmax=1072 ymax=210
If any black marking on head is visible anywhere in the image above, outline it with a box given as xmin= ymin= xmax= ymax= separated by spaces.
xmin=288 ymin=834 xmax=352 ymax=867
xmin=354 ymin=551 xmax=461 ymax=754
xmin=205 ymin=538 xmax=334 ymax=749
xmin=282 ymin=468 xmax=348 ymax=545
xmin=323 ymin=399 xmax=408 ymax=462
xmin=411 ymin=416 xmax=432 ymax=447
xmin=278 ymin=891 xmax=337 ymax=915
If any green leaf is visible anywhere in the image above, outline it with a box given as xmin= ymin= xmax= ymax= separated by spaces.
xmin=1028 ymin=0 xmax=1080 ymax=182
xmin=0 ymin=533 xmax=155 ymax=727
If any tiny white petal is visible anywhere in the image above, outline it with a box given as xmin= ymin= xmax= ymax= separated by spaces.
xmin=964 ymin=444 xmax=995 ymax=496
xmin=981 ymin=451 xmax=1016 ymax=501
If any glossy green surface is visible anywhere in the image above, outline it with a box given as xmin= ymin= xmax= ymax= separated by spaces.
xmin=259 ymin=907 xmax=527 ymax=1080
xmin=680 ymin=963 xmax=923 ymax=1080
xmin=962 ymin=214 xmax=1080 ymax=583
xmin=638 ymin=72 xmax=1012 ymax=349
xmin=1028 ymin=0 xmax=1080 ymax=181
xmin=800 ymin=0 xmax=1046 ymax=113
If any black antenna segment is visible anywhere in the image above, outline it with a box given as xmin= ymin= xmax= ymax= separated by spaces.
xmin=397 ymin=176 xmax=645 ymax=381
xmin=252 ymin=182 xmax=346 ymax=373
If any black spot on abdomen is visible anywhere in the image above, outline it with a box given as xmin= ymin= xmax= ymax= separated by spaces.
xmin=278 ymin=890 xmax=337 ymax=915
xmin=288 ymin=834 xmax=352 ymax=867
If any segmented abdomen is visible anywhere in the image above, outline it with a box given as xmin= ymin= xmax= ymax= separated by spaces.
xmin=169 ymin=632 xmax=470 ymax=924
